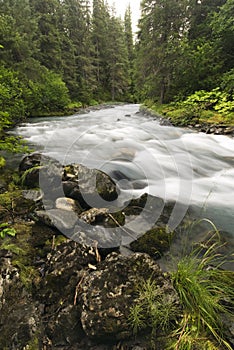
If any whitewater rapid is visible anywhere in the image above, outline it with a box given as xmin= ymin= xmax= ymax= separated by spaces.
xmin=13 ymin=104 xmax=234 ymax=236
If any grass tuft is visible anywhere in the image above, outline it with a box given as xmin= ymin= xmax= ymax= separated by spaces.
xmin=170 ymin=233 xmax=234 ymax=349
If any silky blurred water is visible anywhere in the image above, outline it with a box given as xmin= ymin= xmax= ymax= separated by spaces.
xmin=13 ymin=104 xmax=234 ymax=236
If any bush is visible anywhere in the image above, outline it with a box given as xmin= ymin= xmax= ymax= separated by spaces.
xmin=0 ymin=66 xmax=26 ymax=122
xmin=26 ymin=69 xmax=71 ymax=116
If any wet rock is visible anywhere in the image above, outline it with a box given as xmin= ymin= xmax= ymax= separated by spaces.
xmin=38 ymin=241 xmax=97 ymax=305
xmin=79 ymin=207 xmax=125 ymax=227
xmin=72 ymin=222 xmax=122 ymax=249
xmin=35 ymin=208 xmax=78 ymax=230
xmin=79 ymin=207 xmax=109 ymax=224
xmin=19 ymin=153 xmax=63 ymax=190
xmin=46 ymin=304 xmax=84 ymax=347
xmin=130 ymin=225 xmax=174 ymax=259
xmin=223 ymin=126 xmax=234 ymax=135
xmin=80 ymin=252 xmax=179 ymax=341
xmin=22 ymin=189 xmax=43 ymax=202
xmin=63 ymin=164 xmax=119 ymax=208
xmin=123 ymin=193 xmax=175 ymax=227
xmin=19 ymin=152 xmax=43 ymax=172
xmin=20 ymin=154 xmax=119 ymax=210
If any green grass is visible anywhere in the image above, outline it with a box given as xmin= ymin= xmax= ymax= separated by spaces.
xmin=129 ymin=231 xmax=234 ymax=349
xmin=170 ymin=233 xmax=234 ymax=350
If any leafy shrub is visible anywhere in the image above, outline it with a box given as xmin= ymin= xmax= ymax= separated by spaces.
xmin=181 ymin=88 xmax=234 ymax=117
xmin=26 ymin=69 xmax=71 ymax=116
xmin=157 ymin=88 xmax=234 ymax=125
xmin=0 ymin=67 xmax=29 ymax=167
xmin=221 ymin=68 xmax=234 ymax=95
xmin=0 ymin=66 xmax=26 ymax=122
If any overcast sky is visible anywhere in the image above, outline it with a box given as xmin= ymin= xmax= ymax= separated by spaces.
xmin=110 ymin=0 xmax=141 ymax=33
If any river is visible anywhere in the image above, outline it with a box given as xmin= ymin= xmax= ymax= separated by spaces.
xmin=13 ymin=104 xmax=234 ymax=245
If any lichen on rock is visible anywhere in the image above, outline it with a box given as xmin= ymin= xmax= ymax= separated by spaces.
xmin=80 ymin=252 xmax=180 ymax=341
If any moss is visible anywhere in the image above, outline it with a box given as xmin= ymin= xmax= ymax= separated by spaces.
xmin=106 ymin=210 xmax=125 ymax=227
xmin=130 ymin=226 xmax=174 ymax=259
xmin=24 ymin=336 xmax=40 ymax=350
xmin=0 ymin=186 xmax=36 ymax=222
xmin=1 ymin=221 xmax=61 ymax=289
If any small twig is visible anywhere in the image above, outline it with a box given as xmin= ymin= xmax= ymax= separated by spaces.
xmin=176 ymin=314 xmax=189 ymax=350
xmin=93 ymin=240 xmax=101 ymax=263
xmin=51 ymin=235 xmax=55 ymax=250
xmin=74 ymin=271 xmax=87 ymax=305
xmin=108 ymin=213 xmax=138 ymax=241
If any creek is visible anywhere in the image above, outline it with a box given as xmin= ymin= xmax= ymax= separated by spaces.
xmin=13 ymin=104 xmax=234 ymax=243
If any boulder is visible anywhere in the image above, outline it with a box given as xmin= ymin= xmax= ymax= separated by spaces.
xmin=37 ymin=241 xmax=98 ymax=347
xmin=130 ymin=225 xmax=174 ymax=259
xmin=0 ymin=255 xmax=42 ymax=349
xmin=80 ymin=252 xmax=180 ymax=341
xmin=63 ymin=164 xmax=119 ymax=208
xmin=19 ymin=154 xmax=119 ymax=210
xmin=19 ymin=153 xmax=63 ymax=190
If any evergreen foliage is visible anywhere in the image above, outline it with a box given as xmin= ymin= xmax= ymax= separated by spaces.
xmin=136 ymin=0 xmax=234 ymax=114
xmin=0 ymin=0 xmax=134 ymax=121
xmin=0 ymin=0 xmax=233 ymax=151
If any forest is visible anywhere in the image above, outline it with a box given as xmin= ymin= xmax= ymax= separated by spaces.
xmin=0 ymin=0 xmax=234 ymax=152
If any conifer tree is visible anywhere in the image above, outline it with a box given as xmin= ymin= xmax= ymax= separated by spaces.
xmin=124 ymin=5 xmax=136 ymax=99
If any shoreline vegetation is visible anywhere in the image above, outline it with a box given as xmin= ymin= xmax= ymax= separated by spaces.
xmin=140 ymin=91 xmax=234 ymax=136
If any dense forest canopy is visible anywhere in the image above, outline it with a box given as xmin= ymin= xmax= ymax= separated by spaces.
xmin=0 ymin=0 xmax=233 ymax=127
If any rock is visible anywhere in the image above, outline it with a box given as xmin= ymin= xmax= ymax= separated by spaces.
xmin=19 ymin=152 xmax=43 ymax=172
xmin=37 ymin=241 xmax=98 ymax=347
xmin=130 ymin=225 xmax=174 ymax=259
xmin=79 ymin=207 xmax=125 ymax=227
xmin=55 ymin=197 xmax=82 ymax=213
xmin=80 ymin=252 xmax=180 ymax=341
xmin=22 ymin=189 xmax=43 ymax=202
xmin=46 ymin=304 xmax=84 ymax=347
xmin=35 ymin=209 xmax=78 ymax=231
xmin=79 ymin=207 xmax=109 ymax=224
xmin=123 ymin=193 xmax=175 ymax=227
xmin=20 ymin=154 xmax=119 ymax=214
xmin=63 ymin=164 xmax=119 ymax=208
xmin=72 ymin=222 xmax=122 ymax=249
xmin=0 ymin=256 xmax=42 ymax=349
xmin=19 ymin=153 xmax=63 ymax=190
xmin=224 ymin=126 xmax=234 ymax=135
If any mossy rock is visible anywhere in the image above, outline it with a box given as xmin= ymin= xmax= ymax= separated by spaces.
xmin=130 ymin=226 xmax=174 ymax=259
xmin=63 ymin=164 xmax=119 ymax=207
xmin=124 ymin=193 xmax=162 ymax=216
xmin=80 ymin=252 xmax=180 ymax=341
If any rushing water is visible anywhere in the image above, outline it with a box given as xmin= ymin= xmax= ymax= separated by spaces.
xmin=13 ymin=104 xmax=234 ymax=238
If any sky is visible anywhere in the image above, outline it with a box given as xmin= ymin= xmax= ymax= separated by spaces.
xmin=110 ymin=0 xmax=141 ymax=33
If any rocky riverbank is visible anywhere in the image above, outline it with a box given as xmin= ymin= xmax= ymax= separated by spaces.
xmin=140 ymin=106 xmax=234 ymax=136
xmin=0 ymin=153 xmax=233 ymax=349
